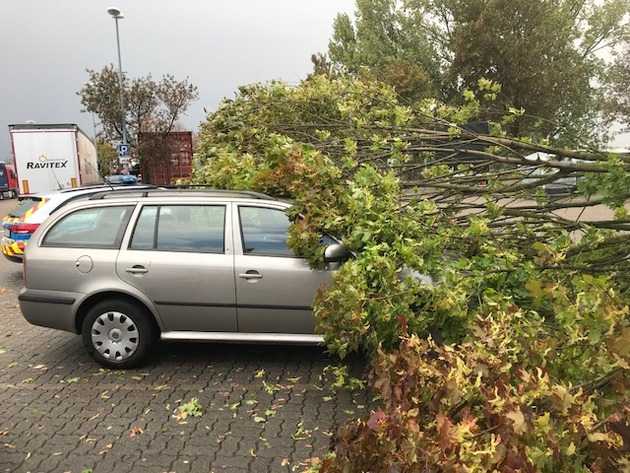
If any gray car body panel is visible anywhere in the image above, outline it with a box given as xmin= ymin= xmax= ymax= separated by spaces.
xmin=19 ymin=194 xmax=335 ymax=340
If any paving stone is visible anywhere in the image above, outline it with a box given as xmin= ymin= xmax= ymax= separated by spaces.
xmin=0 ymin=274 xmax=369 ymax=473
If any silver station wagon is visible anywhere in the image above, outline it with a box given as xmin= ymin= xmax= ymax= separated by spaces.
xmin=18 ymin=189 xmax=349 ymax=368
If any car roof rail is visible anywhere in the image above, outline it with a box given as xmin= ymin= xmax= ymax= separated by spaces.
xmin=159 ymin=185 xmax=276 ymax=200
xmin=88 ymin=188 xmax=159 ymax=200
xmin=87 ymin=186 xmax=277 ymax=201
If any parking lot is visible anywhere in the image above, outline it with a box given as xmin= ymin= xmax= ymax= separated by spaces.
xmin=0 ymin=199 xmax=368 ymax=473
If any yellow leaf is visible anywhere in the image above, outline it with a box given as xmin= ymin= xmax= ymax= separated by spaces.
xmin=588 ymin=431 xmax=623 ymax=447
xmin=552 ymin=385 xmax=574 ymax=415
xmin=535 ymin=412 xmax=551 ymax=434
xmin=506 ymin=409 xmax=528 ymax=435
xmin=526 ymin=279 xmax=543 ymax=300
xmin=588 ymin=432 xmax=609 ymax=443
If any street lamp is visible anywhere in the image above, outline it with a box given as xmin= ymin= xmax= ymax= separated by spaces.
xmin=107 ymin=7 xmax=128 ymax=149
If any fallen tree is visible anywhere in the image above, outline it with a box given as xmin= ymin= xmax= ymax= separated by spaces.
xmin=193 ymin=76 xmax=629 ymax=472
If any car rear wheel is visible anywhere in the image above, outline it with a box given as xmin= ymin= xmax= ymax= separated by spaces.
xmin=81 ymin=299 xmax=156 ymax=369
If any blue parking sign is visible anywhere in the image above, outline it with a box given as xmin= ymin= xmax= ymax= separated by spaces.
xmin=117 ymin=144 xmax=129 ymax=157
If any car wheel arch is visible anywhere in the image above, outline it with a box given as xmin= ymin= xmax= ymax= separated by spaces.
xmin=74 ymin=291 xmax=162 ymax=335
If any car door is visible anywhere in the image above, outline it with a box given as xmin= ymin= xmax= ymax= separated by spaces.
xmin=27 ymin=204 xmax=135 ymax=294
xmin=116 ymin=202 xmax=237 ymax=332
xmin=233 ymin=203 xmax=332 ymax=334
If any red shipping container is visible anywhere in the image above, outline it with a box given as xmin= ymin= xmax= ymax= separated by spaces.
xmin=139 ymin=131 xmax=193 ymax=186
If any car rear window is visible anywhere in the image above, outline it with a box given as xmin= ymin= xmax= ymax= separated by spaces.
xmin=8 ymin=197 xmax=43 ymax=218
xmin=43 ymin=206 xmax=134 ymax=249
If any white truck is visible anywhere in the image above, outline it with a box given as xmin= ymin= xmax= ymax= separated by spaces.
xmin=9 ymin=123 xmax=101 ymax=195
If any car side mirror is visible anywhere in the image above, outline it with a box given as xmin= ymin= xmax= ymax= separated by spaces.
xmin=324 ymin=243 xmax=350 ymax=263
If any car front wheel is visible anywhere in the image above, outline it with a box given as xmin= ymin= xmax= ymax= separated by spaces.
xmin=81 ymin=299 xmax=156 ymax=369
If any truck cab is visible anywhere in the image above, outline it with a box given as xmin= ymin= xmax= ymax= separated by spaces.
xmin=0 ymin=162 xmax=18 ymax=199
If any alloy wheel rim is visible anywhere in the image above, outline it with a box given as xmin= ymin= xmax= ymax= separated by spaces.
xmin=91 ymin=311 xmax=139 ymax=361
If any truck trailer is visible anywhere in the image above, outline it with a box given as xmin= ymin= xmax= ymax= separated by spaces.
xmin=9 ymin=123 xmax=100 ymax=195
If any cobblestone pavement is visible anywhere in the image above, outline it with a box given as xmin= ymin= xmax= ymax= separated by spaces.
xmin=0 ymin=207 xmax=369 ymax=473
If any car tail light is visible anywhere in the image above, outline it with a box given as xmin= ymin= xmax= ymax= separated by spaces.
xmin=9 ymin=223 xmax=39 ymax=235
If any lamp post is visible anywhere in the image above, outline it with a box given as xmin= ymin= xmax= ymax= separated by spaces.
xmin=107 ymin=7 xmax=128 ymax=150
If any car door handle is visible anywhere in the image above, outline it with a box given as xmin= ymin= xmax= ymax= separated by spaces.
xmin=239 ymin=271 xmax=263 ymax=280
xmin=126 ymin=265 xmax=149 ymax=275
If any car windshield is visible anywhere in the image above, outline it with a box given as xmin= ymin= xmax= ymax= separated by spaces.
xmin=8 ymin=197 xmax=43 ymax=218
xmin=0 ymin=164 xmax=8 ymax=186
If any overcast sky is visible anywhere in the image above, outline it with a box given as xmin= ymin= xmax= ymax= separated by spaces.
xmin=0 ymin=0 xmax=355 ymax=159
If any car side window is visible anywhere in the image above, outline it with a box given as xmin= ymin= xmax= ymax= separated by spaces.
xmin=43 ymin=206 xmax=134 ymax=249
xmin=239 ymin=206 xmax=294 ymax=257
xmin=130 ymin=205 xmax=225 ymax=253
xmin=129 ymin=206 xmax=158 ymax=250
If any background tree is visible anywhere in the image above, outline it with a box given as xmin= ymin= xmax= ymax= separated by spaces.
xmin=95 ymin=139 xmax=117 ymax=176
xmin=78 ymin=65 xmax=198 ymax=158
xmin=326 ymin=0 xmax=441 ymax=101
xmin=603 ymin=40 xmax=630 ymax=128
xmin=319 ymin=0 xmax=630 ymax=142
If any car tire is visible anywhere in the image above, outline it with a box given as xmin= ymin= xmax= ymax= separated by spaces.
xmin=81 ymin=298 xmax=157 ymax=369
